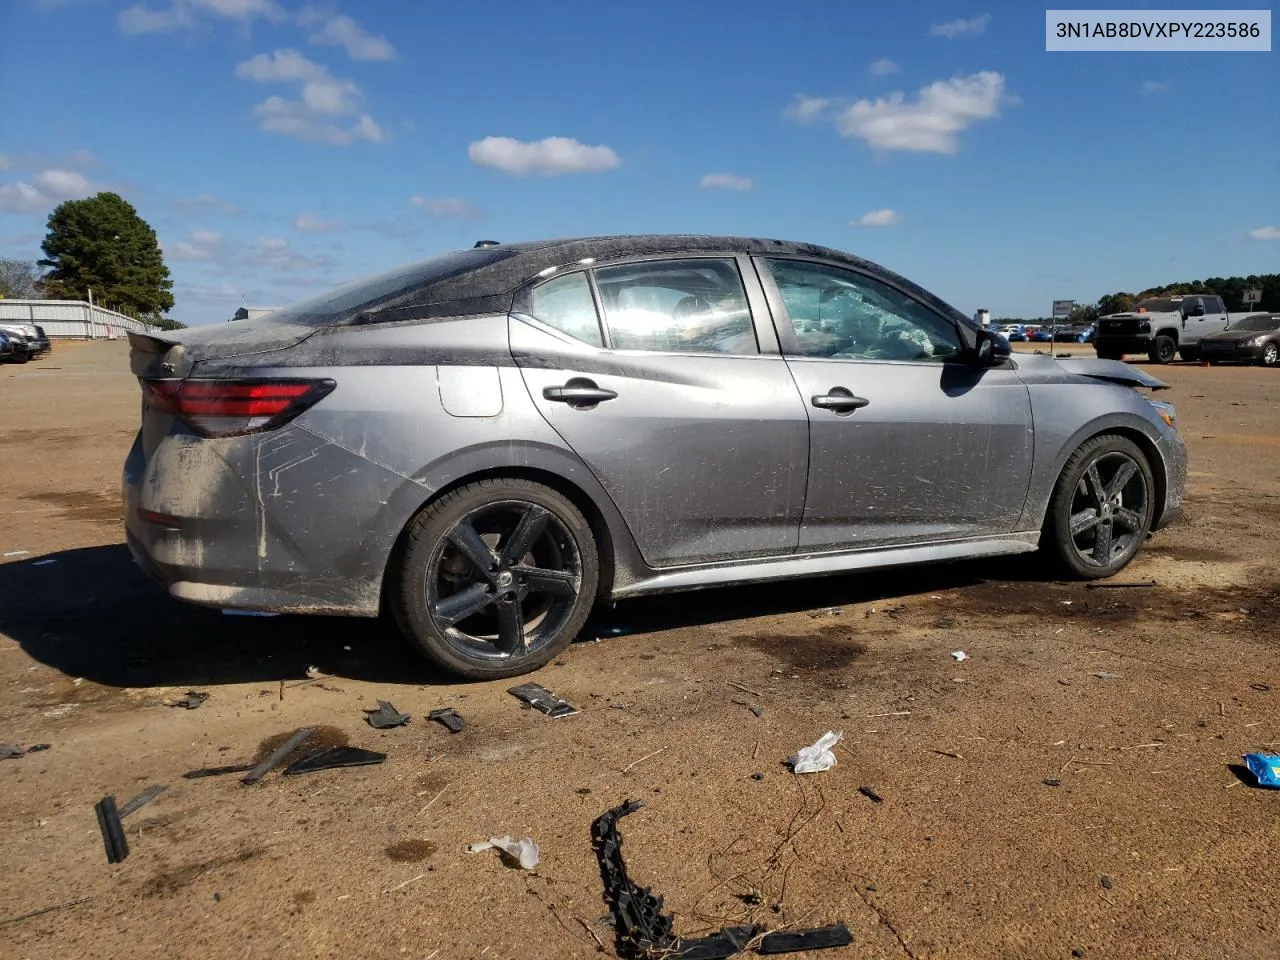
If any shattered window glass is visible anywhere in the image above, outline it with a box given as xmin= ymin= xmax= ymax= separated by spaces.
xmin=593 ymin=259 xmax=758 ymax=355
xmin=764 ymin=259 xmax=961 ymax=363
xmin=529 ymin=271 xmax=604 ymax=347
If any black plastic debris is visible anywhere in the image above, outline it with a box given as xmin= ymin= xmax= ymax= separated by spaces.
xmin=758 ymin=924 xmax=853 ymax=954
xmin=509 ymin=682 xmax=578 ymax=718
xmin=94 ymin=796 xmax=128 ymax=863
xmin=26 ymin=744 xmax=50 ymax=753
xmin=0 ymin=744 xmax=23 ymax=760
xmin=242 ymin=727 xmax=314 ymax=785
xmin=428 ymin=707 xmax=466 ymax=733
xmin=858 ymin=785 xmax=884 ymax=804
xmin=170 ymin=691 xmax=209 ymax=710
xmin=591 ymin=800 xmax=850 ymax=959
xmin=118 ymin=785 xmax=168 ymax=818
xmin=364 ymin=699 xmax=411 ymax=729
xmin=184 ymin=762 xmax=255 ymax=779
xmin=283 ymin=745 xmax=386 ymax=775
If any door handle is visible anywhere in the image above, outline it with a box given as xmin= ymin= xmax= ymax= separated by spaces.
xmin=811 ymin=387 xmax=870 ymax=413
xmin=543 ymin=379 xmax=618 ymax=407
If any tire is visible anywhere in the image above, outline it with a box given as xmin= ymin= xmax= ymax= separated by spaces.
xmin=389 ymin=477 xmax=600 ymax=680
xmin=1096 ymin=349 xmax=1123 ymax=361
xmin=1178 ymin=347 xmax=1199 ymax=363
xmin=14 ymin=352 xmax=29 ymax=364
xmin=1042 ymin=434 xmax=1156 ymax=580
xmin=1148 ymin=335 xmax=1176 ymax=364
xmin=1260 ymin=342 xmax=1279 ymax=368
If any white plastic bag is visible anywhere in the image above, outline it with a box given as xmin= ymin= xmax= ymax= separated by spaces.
xmin=468 ymin=835 xmax=540 ymax=869
xmin=787 ymin=730 xmax=844 ymax=774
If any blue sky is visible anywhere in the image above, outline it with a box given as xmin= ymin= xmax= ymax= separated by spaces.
xmin=0 ymin=0 xmax=1275 ymax=325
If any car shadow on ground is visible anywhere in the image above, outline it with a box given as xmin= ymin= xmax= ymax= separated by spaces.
xmin=0 ymin=542 xmax=1056 ymax=690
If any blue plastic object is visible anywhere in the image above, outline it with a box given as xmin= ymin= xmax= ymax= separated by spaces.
xmin=1243 ymin=753 xmax=1280 ymax=789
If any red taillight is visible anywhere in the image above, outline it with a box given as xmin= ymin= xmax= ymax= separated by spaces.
xmin=142 ymin=378 xmax=335 ymax=437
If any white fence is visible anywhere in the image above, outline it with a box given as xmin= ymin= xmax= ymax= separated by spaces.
xmin=0 ymin=300 xmax=158 ymax=339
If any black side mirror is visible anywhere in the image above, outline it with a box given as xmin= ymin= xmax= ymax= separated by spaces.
xmin=973 ymin=328 xmax=1008 ymax=366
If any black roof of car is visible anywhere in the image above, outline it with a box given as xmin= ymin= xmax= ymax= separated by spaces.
xmin=329 ymin=234 xmax=972 ymax=329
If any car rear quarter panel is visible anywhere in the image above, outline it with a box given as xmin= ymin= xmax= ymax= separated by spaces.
xmin=192 ymin=315 xmax=652 ymax=602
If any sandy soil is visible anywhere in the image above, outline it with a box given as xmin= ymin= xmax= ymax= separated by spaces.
xmin=1 ymin=341 xmax=1277 ymax=960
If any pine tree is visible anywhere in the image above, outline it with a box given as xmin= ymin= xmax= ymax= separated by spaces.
xmin=38 ymin=192 xmax=175 ymax=317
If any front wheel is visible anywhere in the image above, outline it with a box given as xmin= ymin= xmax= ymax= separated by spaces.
xmin=1178 ymin=346 xmax=1199 ymax=363
xmin=1096 ymin=349 xmax=1123 ymax=361
xmin=1042 ymin=435 xmax=1155 ymax=580
xmin=1260 ymin=342 xmax=1279 ymax=368
xmin=389 ymin=478 xmax=600 ymax=680
xmin=1148 ymin=336 xmax=1176 ymax=364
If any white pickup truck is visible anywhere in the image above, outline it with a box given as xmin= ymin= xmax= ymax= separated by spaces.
xmin=1092 ymin=294 xmax=1230 ymax=364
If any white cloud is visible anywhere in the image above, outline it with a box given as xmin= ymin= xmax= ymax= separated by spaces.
xmin=251 ymin=235 xmax=333 ymax=270
xmin=1141 ymin=80 xmax=1173 ymax=95
xmin=167 ymin=229 xmax=224 ymax=261
xmin=468 ymin=136 xmax=621 ymax=177
xmin=306 ymin=13 xmax=396 ymax=61
xmin=234 ymin=49 xmax=328 ymax=83
xmin=834 ymin=72 xmax=1012 ymax=154
xmin=0 ymin=155 xmax=10 ymax=171
xmin=120 ymin=0 xmax=285 ymax=34
xmin=855 ymin=208 xmax=902 ymax=227
xmin=0 ymin=168 xmax=97 ymax=213
xmin=409 ymin=196 xmax=485 ymax=219
xmin=929 ymin=14 xmax=990 ymax=38
xmin=869 ymin=59 xmax=899 ymax=77
xmin=235 ymin=50 xmax=387 ymax=146
xmin=1248 ymin=226 xmax=1280 ymax=240
xmin=783 ymin=95 xmax=833 ymax=124
xmin=698 ymin=173 xmax=752 ymax=191
xmin=293 ymin=212 xmax=343 ymax=232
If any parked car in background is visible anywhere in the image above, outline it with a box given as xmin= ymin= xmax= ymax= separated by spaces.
xmin=1198 ymin=313 xmax=1280 ymax=367
xmin=1076 ymin=324 xmax=1096 ymax=344
xmin=0 ymin=330 xmax=30 ymax=363
xmin=1093 ymin=294 xmax=1230 ymax=364
xmin=1029 ymin=327 xmax=1054 ymax=342
xmin=1006 ymin=326 xmax=1027 ymax=342
xmin=124 ymin=234 xmax=1187 ymax=679
xmin=0 ymin=323 xmax=48 ymax=358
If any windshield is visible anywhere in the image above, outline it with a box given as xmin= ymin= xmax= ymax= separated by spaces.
xmin=1231 ymin=315 xmax=1280 ymax=332
xmin=265 ymin=247 xmax=516 ymax=327
xmin=1135 ymin=297 xmax=1181 ymax=313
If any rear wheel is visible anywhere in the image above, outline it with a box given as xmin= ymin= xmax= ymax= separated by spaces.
xmin=1043 ymin=435 xmax=1155 ymax=580
xmin=389 ymin=478 xmax=599 ymax=680
xmin=1260 ymin=342 xmax=1279 ymax=368
xmin=1097 ymin=348 xmax=1123 ymax=361
xmin=1148 ymin=336 xmax=1176 ymax=364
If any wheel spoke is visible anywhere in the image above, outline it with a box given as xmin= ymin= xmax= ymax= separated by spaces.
xmin=1070 ymin=509 xmax=1100 ymax=536
xmin=517 ymin=565 xmax=578 ymax=599
xmin=1092 ymin=520 xmax=1114 ymax=563
xmin=433 ymin=582 xmax=492 ymax=626
xmin=1084 ymin=463 xmax=1107 ymax=506
xmin=447 ymin=522 xmax=499 ymax=578
xmin=1107 ymin=461 xmax=1138 ymax=498
xmin=1113 ymin=507 xmax=1145 ymax=532
xmin=494 ymin=593 xmax=526 ymax=654
xmin=501 ymin=505 xmax=550 ymax=565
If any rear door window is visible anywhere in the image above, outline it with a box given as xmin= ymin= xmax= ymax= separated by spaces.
xmin=592 ymin=259 xmax=759 ymax=354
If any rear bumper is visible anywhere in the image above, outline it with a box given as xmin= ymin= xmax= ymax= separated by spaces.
xmin=122 ymin=424 xmax=417 ymax=617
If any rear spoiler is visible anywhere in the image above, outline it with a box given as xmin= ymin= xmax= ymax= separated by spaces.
xmin=127 ymin=330 xmax=190 ymax=379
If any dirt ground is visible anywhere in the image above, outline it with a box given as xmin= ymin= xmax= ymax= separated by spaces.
xmin=1 ymin=341 xmax=1277 ymax=960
